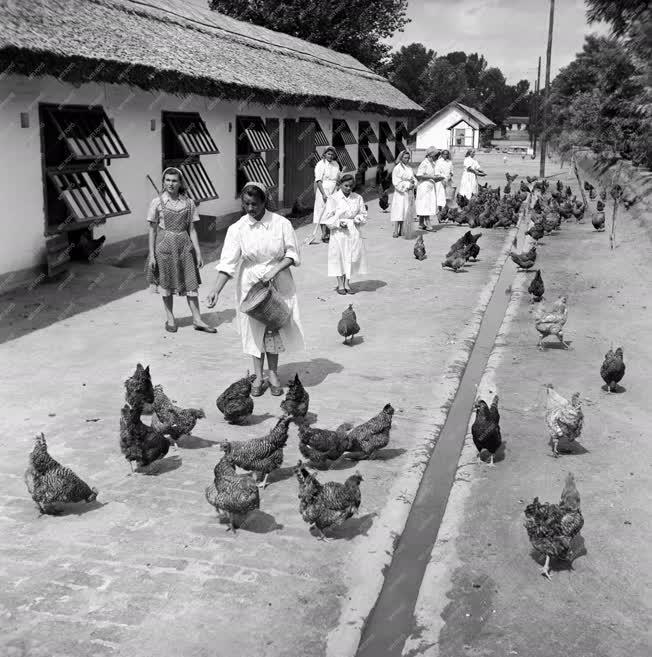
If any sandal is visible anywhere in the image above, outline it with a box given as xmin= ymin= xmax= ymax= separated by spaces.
xmin=194 ymin=324 xmax=217 ymax=333
xmin=165 ymin=321 xmax=177 ymax=333
xmin=269 ymin=384 xmax=284 ymax=397
xmin=337 ymin=288 xmax=347 ymax=295
xmin=251 ymin=381 xmax=267 ymax=397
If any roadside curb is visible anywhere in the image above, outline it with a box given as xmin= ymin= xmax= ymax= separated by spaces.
xmin=401 ymin=255 xmax=528 ymax=657
xmin=325 ymin=225 xmax=518 ymax=657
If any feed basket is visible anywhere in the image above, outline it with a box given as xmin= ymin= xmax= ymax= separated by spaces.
xmin=240 ymin=281 xmax=292 ymax=331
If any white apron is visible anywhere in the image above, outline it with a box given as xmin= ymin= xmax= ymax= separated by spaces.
xmin=390 ymin=163 xmax=417 ymax=224
xmin=459 ymin=156 xmax=480 ymax=199
xmin=313 ymin=159 xmax=340 ymax=224
xmin=434 ymin=158 xmax=454 ymax=208
xmin=415 ymin=158 xmax=439 ymax=216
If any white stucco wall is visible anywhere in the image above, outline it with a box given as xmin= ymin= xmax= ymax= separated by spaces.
xmin=414 ymin=108 xmax=480 ymax=151
xmin=0 ymin=74 xmax=405 ymax=276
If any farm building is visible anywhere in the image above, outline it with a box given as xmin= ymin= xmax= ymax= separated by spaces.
xmin=410 ymin=102 xmax=495 ymax=152
xmin=499 ymin=115 xmax=530 ymax=140
xmin=0 ymin=0 xmax=421 ymax=287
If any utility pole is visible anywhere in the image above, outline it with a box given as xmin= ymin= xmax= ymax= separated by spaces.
xmin=539 ymin=0 xmax=555 ymax=177
xmin=533 ymin=56 xmax=541 ymax=154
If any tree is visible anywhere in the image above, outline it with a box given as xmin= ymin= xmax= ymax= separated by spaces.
xmin=585 ymin=0 xmax=649 ymax=37
xmin=420 ymin=57 xmax=468 ymax=115
xmin=208 ymin=0 xmax=410 ymax=71
xmin=474 ymin=67 xmax=510 ymax=126
xmin=383 ymin=43 xmax=435 ymax=105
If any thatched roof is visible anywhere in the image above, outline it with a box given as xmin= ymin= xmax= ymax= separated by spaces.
xmin=411 ymin=101 xmax=495 ymax=134
xmin=0 ymin=0 xmax=423 ymax=116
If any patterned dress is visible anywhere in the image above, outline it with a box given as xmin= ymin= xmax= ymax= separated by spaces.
xmin=145 ymin=194 xmax=201 ymax=297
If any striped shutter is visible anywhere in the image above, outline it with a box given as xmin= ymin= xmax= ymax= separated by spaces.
xmin=177 ymin=160 xmax=219 ymax=202
xmin=239 ymin=155 xmax=275 ymax=189
xmin=313 ymin=120 xmax=329 ymax=147
xmin=332 ymin=119 xmax=357 ymax=145
xmin=359 ymin=145 xmax=378 ymax=167
xmin=238 ymin=117 xmax=275 ymax=152
xmin=335 ymin=147 xmax=355 ymax=172
xmin=379 ymin=143 xmax=394 ymax=164
xmin=165 ymin=112 xmax=220 ymax=156
xmin=359 ymin=121 xmax=379 ymax=143
xmin=379 ymin=121 xmax=396 ymax=142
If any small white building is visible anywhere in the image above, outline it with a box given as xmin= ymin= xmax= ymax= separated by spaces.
xmin=0 ymin=0 xmax=421 ymax=288
xmin=410 ymin=102 xmax=495 ymax=152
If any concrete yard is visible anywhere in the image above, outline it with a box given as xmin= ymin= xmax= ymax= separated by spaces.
xmin=0 ymin=166 xmax=512 ymax=657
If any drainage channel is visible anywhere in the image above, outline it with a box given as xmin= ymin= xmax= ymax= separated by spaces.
xmin=356 ymin=229 xmax=524 ymax=657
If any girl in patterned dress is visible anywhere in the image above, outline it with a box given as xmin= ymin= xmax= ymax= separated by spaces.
xmin=145 ymin=167 xmax=216 ymax=333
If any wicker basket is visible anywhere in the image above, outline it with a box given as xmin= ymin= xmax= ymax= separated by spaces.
xmin=240 ymin=280 xmax=292 ymax=331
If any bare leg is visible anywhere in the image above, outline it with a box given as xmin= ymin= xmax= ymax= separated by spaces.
xmin=252 ymin=355 xmax=264 ymax=389
xmin=162 ymin=295 xmax=175 ymax=326
xmin=187 ymin=296 xmax=211 ymax=329
xmin=336 ymin=275 xmax=345 ymax=292
xmin=343 ymin=276 xmax=351 ymax=292
xmin=552 ymin=438 xmax=559 ymax=457
xmin=541 ymin=555 xmax=552 ymax=580
xmin=393 ymin=222 xmax=400 ymax=238
xmin=257 ymin=473 xmax=270 ymax=489
xmin=304 ymin=224 xmax=321 ymax=245
xmin=266 ymin=353 xmax=280 ymax=388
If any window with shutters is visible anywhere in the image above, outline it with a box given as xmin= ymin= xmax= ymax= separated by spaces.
xmin=332 ymin=119 xmax=357 ymax=172
xmin=378 ymin=121 xmax=395 ymax=166
xmin=162 ymin=111 xmax=220 ymax=203
xmin=358 ymin=120 xmax=378 ymax=172
xmin=236 ymin=115 xmax=275 ymax=196
xmin=39 ymin=103 xmax=130 ymax=234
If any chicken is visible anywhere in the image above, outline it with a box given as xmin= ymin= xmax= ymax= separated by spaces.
xmin=471 ymin=395 xmax=502 ymax=465
xmin=413 ymin=234 xmax=427 ymax=260
xmin=526 ymin=175 xmax=537 ymax=184
xmin=441 ymin=253 xmax=466 ymax=272
xmin=337 ymin=304 xmax=360 ymax=345
xmin=345 ymin=403 xmax=394 ymax=459
xmin=543 ymin=212 xmax=561 ymax=233
xmin=447 ymin=230 xmax=473 ymax=256
xmin=589 ymin=188 xmax=597 ymax=200
xmin=510 ymin=246 xmax=537 ymax=270
xmin=526 ymin=222 xmax=545 ymax=242
xmin=520 ymin=181 xmax=531 ymax=194
xmin=545 ymin=385 xmax=583 ymax=457
xmin=378 ymin=185 xmax=389 ymax=212
xmin=596 ymin=200 xmax=605 ymax=212
xmin=583 ymin=180 xmax=594 ymax=192
xmin=599 ymin=189 xmax=607 ymax=201
xmin=124 ymin=363 xmax=154 ymax=411
xmin=556 ymin=180 xmax=564 ymax=193
xmin=600 ymin=347 xmax=625 ymax=392
xmin=535 ymin=296 xmax=569 ymax=350
xmin=505 ymin=172 xmax=518 ymax=183
xmin=524 ymin=472 xmax=584 ymax=579
xmin=280 ymin=373 xmax=310 ymax=419
xmin=294 ymin=463 xmax=363 ymax=540
xmin=205 ymin=447 xmax=260 ymax=533
xmin=528 ymin=269 xmax=545 ymax=302
xmin=70 ymin=228 xmax=106 ymax=262
xmin=119 ymin=404 xmax=170 ymax=471
xmin=298 ymin=422 xmax=352 ymax=469
xmin=571 ymin=202 xmax=586 ymax=222
xmin=24 ymin=433 xmax=98 ymax=515
xmin=216 ymin=373 xmax=256 ymax=424
xmin=592 ymin=210 xmax=605 ymax=231
xmin=150 ymin=384 xmax=205 ymax=444
xmin=222 ymin=416 xmax=292 ymax=488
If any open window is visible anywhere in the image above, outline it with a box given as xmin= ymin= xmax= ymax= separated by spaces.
xmin=378 ymin=121 xmax=395 ymax=166
xmin=395 ymin=121 xmax=409 ymax=157
xmin=162 ymin=111 xmax=220 ymax=203
xmin=312 ymin=119 xmax=329 ymax=147
xmin=332 ymin=119 xmax=357 ymax=172
xmin=40 ymin=103 xmax=131 ymax=235
xmin=236 ymin=115 xmax=275 ymax=195
xmin=358 ymin=120 xmax=378 ymax=176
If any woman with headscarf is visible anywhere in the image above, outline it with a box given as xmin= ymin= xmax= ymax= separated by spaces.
xmin=305 ymin=146 xmax=341 ymax=245
xmin=321 ymin=173 xmax=367 ymax=295
xmin=207 ymin=182 xmax=304 ymax=397
xmin=415 ymin=147 xmax=444 ymax=230
xmin=434 ymin=149 xmax=454 ymax=211
xmin=390 ymin=149 xmax=417 ymax=239
xmin=145 ymin=166 xmax=215 ymax=333
xmin=459 ymin=149 xmax=484 ymax=199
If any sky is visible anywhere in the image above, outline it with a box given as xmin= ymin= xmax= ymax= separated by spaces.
xmin=387 ymin=0 xmax=608 ymax=84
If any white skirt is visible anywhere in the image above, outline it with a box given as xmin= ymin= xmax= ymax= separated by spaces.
xmin=390 ymin=189 xmax=416 ymax=223
xmin=327 ymin=227 xmax=367 ymax=278
xmin=415 ymin=180 xmax=438 ymax=215
xmin=459 ymin=171 xmax=478 ymax=199
xmin=313 ymin=180 xmax=338 ymax=224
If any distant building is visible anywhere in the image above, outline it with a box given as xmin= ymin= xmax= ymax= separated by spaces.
xmin=0 ymin=0 xmax=421 ymax=286
xmin=410 ymin=102 xmax=495 ymax=151
xmin=499 ymin=116 xmax=530 ymax=141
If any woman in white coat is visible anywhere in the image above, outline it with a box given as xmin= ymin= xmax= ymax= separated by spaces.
xmin=434 ymin=149 xmax=454 ymax=210
xmin=207 ymin=182 xmax=304 ymax=397
xmin=459 ymin=149 xmax=483 ymax=199
xmin=321 ymin=173 xmax=367 ymax=295
xmin=305 ymin=146 xmax=341 ymax=245
xmin=415 ymin=147 xmax=443 ymax=230
xmin=390 ymin=149 xmax=417 ymax=239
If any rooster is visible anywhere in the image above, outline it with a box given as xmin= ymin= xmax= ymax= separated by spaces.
xmin=545 ymin=385 xmax=583 ymax=457
xmin=124 ymin=363 xmax=154 ymax=412
xmin=119 ymin=404 xmax=170 ymax=471
xmin=600 ymin=347 xmax=625 ymax=392
xmin=25 ymin=434 xmax=98 ymax=515
xmin=524 ymin=472 xmax=584 ymax=579
xmin=471 ymin=395 xmax=502 ymax=465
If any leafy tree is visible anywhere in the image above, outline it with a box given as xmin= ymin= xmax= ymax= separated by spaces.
xmin=208 ymin=0 xmax=410 ymax=71
xmin=383 ymin=43 xmax=435 ymax=104
xmin=420 ymin=57 xmax=468 ymax=114
xmin=474 ymin=66 xmax=510 ymax=125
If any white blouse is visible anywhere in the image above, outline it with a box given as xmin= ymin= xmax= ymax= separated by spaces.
xmin=314 ymin=159 xmax=341 ymax=184
xmin=146 ymin=193 xmax=200 ymax=230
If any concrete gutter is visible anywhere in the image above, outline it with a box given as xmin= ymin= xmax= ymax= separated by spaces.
xmin=326 ymin=225 xmax=518 ymax=657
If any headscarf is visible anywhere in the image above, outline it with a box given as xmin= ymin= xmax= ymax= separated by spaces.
xmin=240 ymin=181 xmax=269 ymax=203
xmin=322 ymin=145 xmax=337 ymax=159
xmin=425 ymin=146 xmax=440 ymax=158
xmin=465 ymin=149 xmax=474 ymax=158
xmin=161 ymin=166 xmax=188 ymax=196
xmin=395 ymin=149 xmax=411 ymax=165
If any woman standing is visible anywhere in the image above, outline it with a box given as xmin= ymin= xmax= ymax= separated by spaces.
xmin=207 ymin=182 xmax=304 ymax=397
xmin=305 ymin=146 xmax=341 ymax=245
xmin=145 ymin=167 xmax=216 ymax=333
xmin=415 ymin=147 xmax=443 ymax=230
xmin=434 ymin=149 xmax=454 ymax=212
xmin=459 ymin=149 xmax=483 ymax=200
xmin=390 ymin=150 xmax=417 ymax=239
xmin=321 ymin=173 xmax=367 ymax=295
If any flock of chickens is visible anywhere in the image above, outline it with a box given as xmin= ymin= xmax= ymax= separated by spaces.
xmin=25 ymin=363 xmax=396 ymax=541
xmin=463 ymin=172 xmax=627 ymax=579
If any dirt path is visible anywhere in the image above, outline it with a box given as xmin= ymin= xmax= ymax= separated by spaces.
xmin=405 ymin=174 xmax=652 ymax=657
